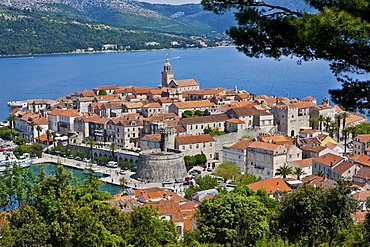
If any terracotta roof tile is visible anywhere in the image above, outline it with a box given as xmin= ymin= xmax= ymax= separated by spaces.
xmin=173 ymin=78 xmax=199 ymax=87
xmin=351 ymin=190 xmax=370 ymax=201
xmin=176 ymin=134 xmax=214 ymax=145
xmin=144 ymin=134 xmax=161 ymax=141
xmin=294 ymin=158 xmax=313 ymax=168
xmin=181 ymin=114 xmax=229 ymax=124
xmin=350 ymin=154 xmax=370 ymax=167
xmin=94 ymin=85 xmax=119 ymax=90
xmin=173 ymin=100 xmax=215 ymax=109
xmin=355 ymin=134 xmax=370 ymax=143
xmin=228 ymin=138 xmax=253 ymax=151
xmin=355 ymin=166 xmax=370 ymax=179
xmin=187 ymin=87 xmax=226 ymax=95
xmin=226 ymin=118 xmax=245 ymax=124
xmin=313 ymin=153 xmax=344 ymax=167
xmin=332 ymin=161 xmax=354 ymax=174
xmin=247 ymin=178 xmax=291 ymax=194
xmin=247 ymin=141 xmax=280 ymax=151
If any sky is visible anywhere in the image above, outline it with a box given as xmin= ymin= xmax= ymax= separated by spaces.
xmin=138 ymin=0 xmax=201 ymax=4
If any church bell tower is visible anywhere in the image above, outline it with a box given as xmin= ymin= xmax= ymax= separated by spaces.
xmin=161 ymin=58 xmax=174 ymax=88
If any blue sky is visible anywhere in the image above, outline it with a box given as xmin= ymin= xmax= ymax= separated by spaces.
xmin=139 ymin=0 xmax=201 ymax=4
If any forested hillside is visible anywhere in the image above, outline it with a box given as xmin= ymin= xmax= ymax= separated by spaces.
xmin=0 ymin=6 xmax=197 ymax=55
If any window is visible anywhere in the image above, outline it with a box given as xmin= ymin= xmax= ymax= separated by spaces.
xmin=182 ymin=146 xmax=185 ymax=150
xmin=210 ymin=143 xmax=212 ymax=147
xmin=210 ymin=154 xmax=212 ymax=158
xmin=196 ymin=144 xmax=199 ymax=148
xmin=189 ymin=144 xmax=192 ymax=149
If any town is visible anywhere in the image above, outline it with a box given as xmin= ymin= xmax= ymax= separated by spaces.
xmin=3 ymin=58 xmax=370 ymax=240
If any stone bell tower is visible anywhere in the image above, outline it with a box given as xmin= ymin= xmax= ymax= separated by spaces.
xmin=161 ymin=58 xmax=174 ymax=88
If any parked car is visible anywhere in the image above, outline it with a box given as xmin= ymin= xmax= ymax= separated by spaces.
xmin=106 ymin=161 xmax=118 ymax=168
xmin=175 ymin=178 xmax=184 ymax=183
xmin=130 ymin=166 xmax=137 ymax=172
xmin=226 ymin=180 xmax=236 ymax=187
xmin=185 ymin=176 xmax=193 ymax=181
xmin=82 ymin=158 xmax=89 ymax=162
xmin=183 ymin=180 xmax=194 ymax=186
xmin=207 ymin=167 xmax=213 ymax=172
xmin=74 ymin=156 xmax=82 ymax=161
xmin=162 ymin=180 xmax=173 ymax=185
xmin=119 ymin=170 xmax=126 ymax=175
xmin=68 ymin=155 xmax=74 ymax=159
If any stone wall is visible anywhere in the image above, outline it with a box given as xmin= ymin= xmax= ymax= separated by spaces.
xmin=68 ymin=144 xmax=140 ymax=163
xmin=136 ymin=149 xmax=187 ymax=183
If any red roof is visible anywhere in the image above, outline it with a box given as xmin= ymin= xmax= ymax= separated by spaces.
xmin=247 ymin=178 xmax=291 ymax=194
xmin=176 ymin=134 xmax=214 ymax=145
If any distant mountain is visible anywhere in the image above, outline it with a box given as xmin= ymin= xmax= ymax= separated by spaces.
xmin=1 ymin=0 xmax=237 ymax=34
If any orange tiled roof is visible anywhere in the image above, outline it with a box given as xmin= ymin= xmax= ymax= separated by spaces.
xmin=173 ymin=100 xmax=215 ymax=109
xmin=355 ymin=166 xmax=370 ymax=179
xmin=313 ymin=153 xmax=344 ymax=167
xmin=180 ymin=114 xmax=229 ymax=124
xmin=355 ymin=134 xmax=370 ymax=143
xmin=259 ymin=135 xmax=293 ymax=146
xmin=247 ymin=141 xmax=280 ymax=151
xmin=228 ymin=138 xmax=253 ymax=151
xmin=149 ymin=89 xmax=163 ymax=95
xmin=174 ymin=78 xmax=199 ymax=87
xmin=295 ymin=158 xmax=313 ymax=168
xmin=247 ymin=178 xmax=291 ymax=194
xmin=226 ymin=118 xmax=245 ymax=124
xmin=346 ymin=113 xmax=366 ymax=124
xmin=79 ymin=90 xmax=96 ymax=97
xmin=332 ymin=161 xmax=354 ymax=174
xmin=349 ymin=154 xmax=370 ymax=167
xmin=134 ymin=87 xmax=155 ymax=94
xmin=144 ymin=134 xmax=161 ymax=141
xmin=302 ymin=96 xmax=316 ymax=101
xmin=335 ymin=105 xmax=344 ymax=113
xmin=143 ymin=113 xmax=180 ymax=122
xmin=33 ymin=117 xmax=48 ymax=125
xmin=143 ymin=102 xmax=161 ymax=108
xmin=176 ymin=134 xmax=214 ymax=145
xmin=289 ymin=101 xmax=316 ymax=109
xmin=351 ymin=190 xmax=370 ymax=201
xmin=187 ymin=87 xmax=226 ymax=95
xmin=94 ymin=85 xmax=119 ymax=90
xmin=35 ymin=134 xmax=53 ymax=142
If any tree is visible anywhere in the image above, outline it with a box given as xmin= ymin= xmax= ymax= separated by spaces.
xmin=318 ymin=115 xmax=325 ymax=131
xmin=45 ymin=129 xmax=51 ymax=150
xmin=35 ymin=125 xmax=42 ymax=143
xmin=293 ymin=167 xmax=305 ymax=180
xmin=195 ymin=153 xmax=207 ymax=166
xmin=184 ymin=155 xmax=197 ymax=170
xmin=129 ymin=206 xmax=178 ymax=247
xmin=182 ymin=110 xmax=193 ymax=118
xmin=119 ymin=177 xmax=127 ymax=188
xmin=202 ymin=0 xmax=370 ymax=112
xmin=213 ymin=161 xmax=241 ymax=181
xmin=323 ymin=116 xmax=332 ymax=132
xmin=85 ymin=137 xmax=96 ymax=161
xmin=29 ymin=121 xmax=36 ymax=143
xmin=353 ymin=121 xmax=370 ymax=134
xmin=236 ymin=173 xmax=259 ymax=186
xmin=335 ymin=114 xmax=342 ymax=141
xmin=341 ymin=111 xmax=350 ymax=130
xmin=278 ymin=182 xmax=357 ymax=247
xmin=7 ymin=114 xmax=16 ymax=140
xmin=29 ymin=143 xmax=43 ymax=158
xmin=110 ymin=142 xmax=116 ymax=161
xmin=98 ymin=90 xmax=107 ymax=95
xmin=51 ymin=132 xmax=57 ymax=148
xmin=309 ymin=117 xmax=319 ymax=130
xmin=275 ymin=164 xmax=293 ymax=178
xmin=196 ymin=191 xmax=270 ymax=246
xmin=184 ymin=175 xmax=218 ymax=200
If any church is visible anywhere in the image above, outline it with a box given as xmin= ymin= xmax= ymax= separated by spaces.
xmin=160 ymin=58 xmax=200 ymax=93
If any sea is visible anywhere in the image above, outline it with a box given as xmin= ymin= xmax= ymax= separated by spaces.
xmin=0 ymin=46 xmax=341 ymax=120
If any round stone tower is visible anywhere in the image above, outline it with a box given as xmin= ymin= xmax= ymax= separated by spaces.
xmin=136 ymin=150 xmax=186 ymax=183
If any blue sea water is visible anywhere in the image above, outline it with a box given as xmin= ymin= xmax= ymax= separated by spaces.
xmin=0 ymin=47 xmax=341 ymax=120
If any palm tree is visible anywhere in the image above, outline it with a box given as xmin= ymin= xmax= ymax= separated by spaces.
xmin=315 ymin=170 xmax=325 ymax=177
xmin=46 ymin=130 xmax=51 ymax=150
xmin=323 ymin=116 xmax=332 ymax=132
xmin=328 ymin=121 xmax=337 ymax=138
xmin=293 ymin=167 xmax=306 ymax=180
xmin=51 ymin=131 xmax=57 ymax=148
xmin=334 ymin=114 xmax=342 ymax=141
xmin=29 ymin=121 xmax=36 ymax=143
xmin=318 ymin=115 xmax=325 ymax=131
xmin=110 ymin=142 xmax=116 ymax=161
xmin=35 ymin=125 xmax=42 ymax=143
xmin=7 ymin=114 xmax=16 ymax=140
xmin=119 ymin=177 xmax=127 ymax=189
xmin=341 ymin=111 xmax=349 ymax=130
xmin=85 ymin=137 xmax=96 ymax=161
xmin=275 ymin=164 xmax=293 ymax=178
xmin=309 ymin=117 xmax=319 ymax=130
xmin=342 ymin=127 xmax=349 ymax=155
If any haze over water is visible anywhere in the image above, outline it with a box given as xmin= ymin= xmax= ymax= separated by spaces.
xmin=0 ymin=46 xmax=340 ymax=120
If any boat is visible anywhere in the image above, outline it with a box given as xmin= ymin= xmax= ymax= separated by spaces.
xmin=0 ymin=153 xmax=34 ymax=172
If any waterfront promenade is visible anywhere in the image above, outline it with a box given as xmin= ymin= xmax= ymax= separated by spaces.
xmin=33 ymin=154 xmax=181 ymax=192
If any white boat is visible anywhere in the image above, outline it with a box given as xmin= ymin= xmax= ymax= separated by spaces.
xmin=0 ymin=153 xmax=33 ymax=172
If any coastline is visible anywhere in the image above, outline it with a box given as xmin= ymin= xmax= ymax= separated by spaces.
xmin=0 ymin=45 xmax=233 ymax=59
